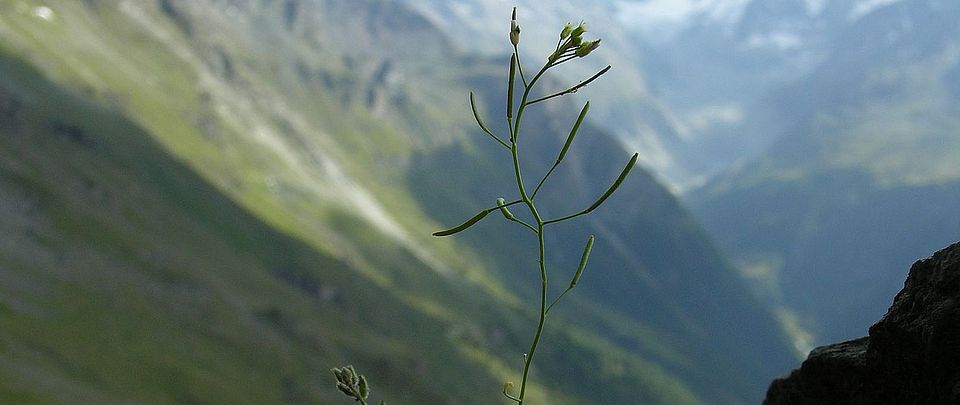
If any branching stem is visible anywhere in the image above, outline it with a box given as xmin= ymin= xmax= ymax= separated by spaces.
xmin=431 ymin=12 xmax=634 ymax=404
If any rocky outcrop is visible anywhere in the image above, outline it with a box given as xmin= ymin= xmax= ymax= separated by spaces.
xmin=765 ymin=242 xmax=960 ymax=404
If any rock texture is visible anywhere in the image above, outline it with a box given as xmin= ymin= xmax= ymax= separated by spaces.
xmin=765 ymin=241 xmax=960 ymax=404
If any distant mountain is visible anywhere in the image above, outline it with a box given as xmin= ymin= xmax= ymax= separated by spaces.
xmin=399 ymin=0 xmax=916 ymax=191
xmin=634 ymin=0 xmax=920 ymax=190
xmin=398 ymin=0 xmax=710 ymax=190
xmin=690 ymin=0 xmax=960 ymax=347
xmin=0 ymin=0 xmax=794 ymax=404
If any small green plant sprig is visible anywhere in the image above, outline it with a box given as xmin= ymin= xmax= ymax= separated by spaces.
xmin=332 ymin=365 xmax=385 ymax=405
xmin=433 ymin=8 xmax=638 ymax=404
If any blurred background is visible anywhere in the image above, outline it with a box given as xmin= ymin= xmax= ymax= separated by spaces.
xmin=0 ymin=0 xmax=957 ymax=403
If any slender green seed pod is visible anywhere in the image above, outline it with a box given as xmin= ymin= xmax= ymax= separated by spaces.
xmin=558 ymin=102 xmax=589 ymax=162
xmin=507 ymin=54 xmax=516 ymax=119
xmin=569 ymin=235 xmax=594 ymax=288
xmin=470 ymin=92 xmax=492 ymax=134
xmin=496 ymin=197 xmax=516 ymax=220
xmin=432 ymin=208 xmax=493 ymax=237
xmin=585 ymin=152 xmax=639 ymax=213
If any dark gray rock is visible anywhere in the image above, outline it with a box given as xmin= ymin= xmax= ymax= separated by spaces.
xmin=766 ymin=242 xmax=960 ymax=404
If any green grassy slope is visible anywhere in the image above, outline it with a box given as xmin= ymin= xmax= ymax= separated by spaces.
xmin=6 ymin=45 xmax=607 ymax=403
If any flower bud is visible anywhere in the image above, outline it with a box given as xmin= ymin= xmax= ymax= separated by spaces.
xmin=510 ymin=21 xmax=521 ymax=45
xmin=497 ymin=198 xmax=516 ymax=221
xmin=571 ymin=23 xmax=586 ymax=39
xmin=510 ymin=7 xmax=521 ymax=45
xmin=358 ymin=375 xmax=369 ymax=399
xmin=575 ymin=39 xmax=601 ymax=57
xmin=560 ymin=23 xmax=573 ymax=40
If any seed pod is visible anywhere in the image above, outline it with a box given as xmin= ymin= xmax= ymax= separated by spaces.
xmin=569 ymin=235 xmax=594 ymax=288
xmin=584 ymin=152 xmax=638 ymax=213
xmin=433 ymin=208 xmax=493 ymax=237
xmin=558 ymin=102 xmax=589 ymax=162
xmin=470 ymin=92 xmax=493 ymax=135
xmin=507 ymin=54 xmax=516 ymax=119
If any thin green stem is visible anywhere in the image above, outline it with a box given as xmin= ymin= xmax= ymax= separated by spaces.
xmin=527 ymin=65 xmax=611 ymax=105
xmin=511 ymin=56 xmax=551 ymax=146
xmin=549 ymin=53 xmax=578 ymax=67
xmin=518 ymin=224 xmax=547 ymax=404
xmin=436 ymin=12 xmax=627 ymax=405
xmin=514 ymin=44 xmax=528 ymax=87
xmin=507 ymin=216 xmax=538 ymax=234
xmin=508 ymin=54 xmax=555 ymax=405
xmin=545 ymin=287 xmax=573 ymax=315
xmin=503 ymin=36 xmax=618 ymax=404
xmin=531 ymin=161 xmax=560 ymax=200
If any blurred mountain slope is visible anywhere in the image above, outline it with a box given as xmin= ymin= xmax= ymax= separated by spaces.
xmin=690 ymin=0 xmax=960 ymax=346
xmin=0 ymin=0 xmax=794 ymax=403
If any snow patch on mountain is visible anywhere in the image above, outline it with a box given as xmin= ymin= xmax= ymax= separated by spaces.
xmin=804 ymin=0 xmax=827 ymax=16
xmin=744 ymin=31 xmax=804 ymax=50
xmin=849 ymin=0 xmax=905 ymax=21
xmin=615 ymin=0 xmax=750 ymax=40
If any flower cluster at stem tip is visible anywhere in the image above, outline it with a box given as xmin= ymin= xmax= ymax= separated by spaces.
xmin=555 ymin=22 xmax=601 ymax=60
xmin=510 ymin=8 xmax=602 ymax=62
